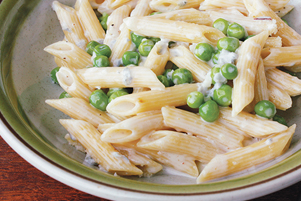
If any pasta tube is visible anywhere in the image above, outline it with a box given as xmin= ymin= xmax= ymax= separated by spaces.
xmin=169 ymin=45 xmax=211 ymax=82
xmin=52 ymin=1 xmax=88 ymax=49
xmin=114 ymin=145 xmax=163 ymax=176
xmin=120 ymin=143 xmax=199 ymax=177
xmin=77 ymin=66 xmax=165 ymax=90
xmin=262 ymin=46 xmax=301 ymax=67
xmin=219 ymin=107 xmax=287 ymax=138
xmin=60 ymin=119 xmax=143 ymax=175
xmin=267 ymin=81 xmax=292 ymax=110
xmin=75 ymin=0 xmax=106 ymax=42
xmin=56 ymin=67 xmax=93 ymax=101
xmin=123 ymin=16 xmax=225 ymax=45
xmin=232 ymin=31 xmax=269 ymax=116
xmin=150 ymin=0 xmax=204 ymax=12
xmin=143 ymin=40 xmax=170 ymax=76
xmin=130 ymin=0 xmax=152 ymax=16
xmin=244 ymin=0 xmax=301 ymax=46
xmin=149 ymin=8 xmax=212 ymax=26
xmin=104 ymin=5 xmax=132 ymax=49
xmin=45 ymin=98 xmax=116 ymax=127
xmin=106 ymin=84 xmax=198 ymax=116
xmin=197 ymin=125 xmax=296 ymax=183
xmin=44 ymin=41 xmax=92 ymax=69
xmin=101 ymin=111 xmax=167 ymax=143
xmin=161 ymin=107 xmax=245 ymax=150
xmin=137 ymin=130 xmax=222 ymax=163
xmin=265 ymin=68 xmax=301 ymax=96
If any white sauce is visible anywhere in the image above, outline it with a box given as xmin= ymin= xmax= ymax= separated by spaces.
xmin=112 ymin=151 xmax=131 ymax=164
xmin=217 ymin=49 xmax=237 ymax=66
xmin=122 ymin=67 xmax=133 ymax=85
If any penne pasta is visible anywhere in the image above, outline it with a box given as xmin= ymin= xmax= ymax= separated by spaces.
xmin=219 ymin=107 xmax=287 ymax=138
xmin=253 ymin=59 xmax=269 ymax=103
xmin=262 ymin=46 xmax=301 ymax=67
xmin=244 ymin=0 xmax=301 ymax=46
xmin=143 ymin=40 xmax=170 ymax=76
xmin=264 ymin=37 xmax=282 ymax=48
xmin=46 ymin=98 xmax=116 ymax=127
xmin=130 ymin=0 xmax=152 ymax=16
xmin=75 ymin=0 xmax=106 ymax=43
xmin=60 ymin=119 xmax=143 ymax=175
xmin=169 ymin=45 xmax=211 ymax=82
xmin=137 ymin=130 xmax=222 ymax=163
xmin=161 ymin=106 xmax=245 ymax=150
xmin=109 ymin=24 xmax=135 ymax=66
xmin=232 ymin=31 xmax=269 ymax=116
xmin=56 ymin=67 xmax=93 ymax=101
xmin=114 ymin=145 xmax=163 ymax=176
xmin=101 ymin=110 xmax=167 ymax=143
xmin=77 ymin=66 xmax=165 ymax=90
xmin=149 ymin=8 xmax=213 ymax=26
xmin=150 ymin=0 xmax=204 ymax=12
xmin=121 ymin=142 xmax=199 ymax=177
xmin=106 ymin=84 xmax=198 ymax=116
xmin=44 ymin=41 xmax=92 ymax=69
xmin=267 ymin=81 xmax=292 ymax=110
xmin=104 ymin=5 xmax=132 ymax=49
xmin=123 ymin=16 xmax=225 ymax=45
xmin=265 ymin=68 xmax=301 ymax=97
xmin=197 ymin=125 xmax=296 ymax=183
xmin=52 ymin=1 xmax=88 ymax=49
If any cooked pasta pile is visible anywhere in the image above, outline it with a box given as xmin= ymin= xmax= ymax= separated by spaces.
xmin=45 ymin=0 xmax=301 ymax=183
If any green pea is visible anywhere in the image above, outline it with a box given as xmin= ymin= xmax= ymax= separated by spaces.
xmin=150 ymin=12 xmax=162 ymax=15
xmin=86 ymin=41 xmax=101 ymax=55
xmin=199 ymin=100 xmax=219 ymax=122
xmin=59 ymin=91 xmax=72 ymax=99
xmin=157 ymin=75 xmax=170 ymax=87
xmin=149 ymin=37 xmax=161 ymax=44
xmin=273 ymin=114 xmax=288 ymax=126
xmin=227 ymin=22 xmax=246 ymax=40
xmin=213 ymin=18 xmax=229 ymax=35
xmin=211 ymin=66 xmax=221 ymax=84
xmin=94 ymin=44 xmax=112 ymax=58
xmin=122 ymin=51 xmax=140 ymax=66
xmin=212 ymin=51 xmax=220 ymax=64
xmin=254 ymin=100 xmax=276 ymax=119
xmin=99 ymin=13 xmax=109 ymax=31
xmin=107 ymin=88 xmax=128 ymax=97
xmin=221 ymin=63 xmax=238 ymax=80
xmin=213 ymin=84 xmax=232 ymax=107
xmin=187 ymin=91 xmax=204 ymax=108
xmin=194 ymin=43 xmax=215 ymax=62
xmin=108 ymin=91 xmax=129 ymax=102
xmin=217 ymin=37 xmax=240 ymax=52
xmin=138 ymin=39 xmax=155 ymax=56
xmin=131 ymin=32 xmax=147 ymax=48
xmin=245 ymin=35 xmax=255 ymax=40
xmin=93 ymin=55 xmax=110 ymax=67
xmin=163 ymin=69 xmax=175 ymax=86
xmin=172 ymin=68 xmax=193 ymax=85
xmin=50 ymin=67 xmax=60 ymax=84
xmin=89 ymin=89 xmax=109 ymax=111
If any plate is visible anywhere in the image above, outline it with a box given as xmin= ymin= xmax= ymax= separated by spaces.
xmin=1 ymin=0 xmax=301 ymax=200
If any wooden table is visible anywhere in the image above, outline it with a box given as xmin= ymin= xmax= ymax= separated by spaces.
xmin=1 ymin=0 xmax=301 ymax=200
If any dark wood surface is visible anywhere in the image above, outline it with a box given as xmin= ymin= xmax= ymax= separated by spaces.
xmin=1 ymin=136 xmax=301 ymax=201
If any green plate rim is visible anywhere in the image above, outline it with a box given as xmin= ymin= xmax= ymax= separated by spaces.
xmin=1 ymin=0 xmax=301 ymax=195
